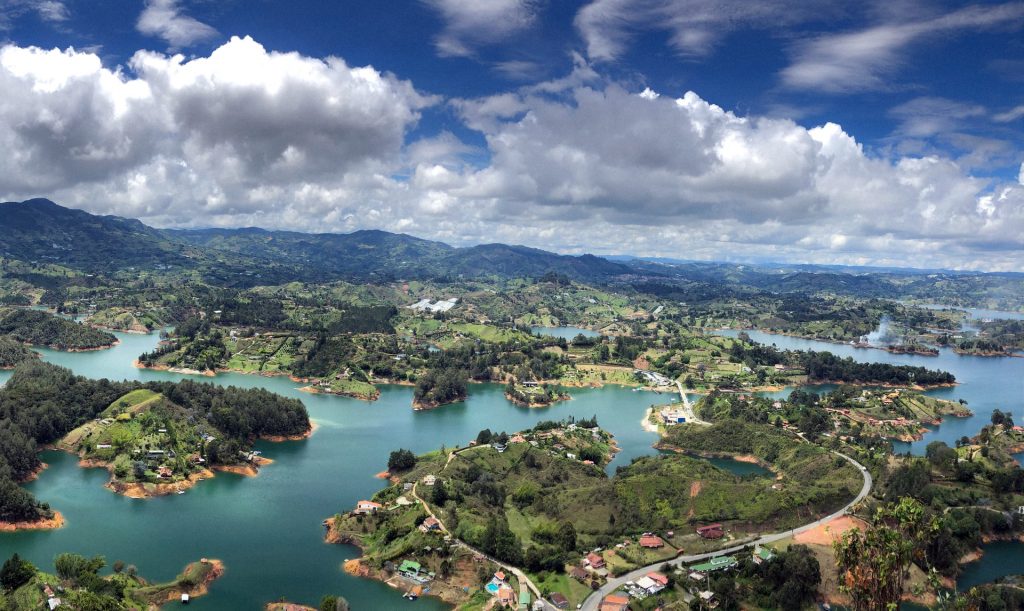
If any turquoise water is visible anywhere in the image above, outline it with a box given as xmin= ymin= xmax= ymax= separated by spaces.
xmin=485 ymin=582 xmax=499 ymax=594
xmin=957 ymin=540 xmax=1024 ymax=590
xmin=0 ymin=332 xmax=673 ymax=609
xmin=531 ymin=326 xmax=601 ymax=340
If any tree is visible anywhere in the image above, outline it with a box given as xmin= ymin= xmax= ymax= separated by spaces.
xmin=556 ymin=521 xmax=576 ymax=552
xmin=431 ymin=481 xmax=448 ymax=505
xmin=833 ymin=498 xmax=939 ymax=611
xmin=0 ymin=554 xmax=34 ymax=591
xmin=387 ymin=449 xmax=416 ymax=472
xmin=320 ymin=595 xmax=350 ymax=611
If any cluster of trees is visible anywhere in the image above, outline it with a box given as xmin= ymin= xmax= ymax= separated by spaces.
xmin=413 ymin=368 xmax=467 ymax=407
xmin=800 ymin=351 xmax=955 ymax=385
xmin=0 ymin=336 xmax=37 ymax=369
xmin=0 ymin=361 xmax=308 ymax=522
xmin=387 ymin=449 xmax=416 ymax=472
xmin=711 ymin=545 xmax=821 ymax=611
xmin=0 ymin=309 xmax=116 ymax=350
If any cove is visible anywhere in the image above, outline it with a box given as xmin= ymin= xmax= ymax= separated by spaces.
xmin=0 ymin=331 xmax=669 ymax=610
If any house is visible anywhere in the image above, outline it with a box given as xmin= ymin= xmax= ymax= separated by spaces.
xmin=354 ymin=500 xmax=382 ymax=515
xmin=180 ymin=594 xmax=190 ymax=604
xmin=586 ymin=552 xmax=605 ymax=569
xmin=549 ymin=592 xmax=569 ymax=609
xmin=647 ymin=572 xmax=669 ymax=587
xmin=47 ymin=598 xmax=62 ymax=610
xmin=696 ymin=523 xmax=724 ymax=539
xmin=422 ymin=474 xmax=438 ymax=486
xmin=157 ymin=466 xmax=173 ymax=479
xmin=660 ymin=408 xmax=687 ymax=424
xmin=420 ymin=516 xmax=441 ymax=532
xmin=699 ymin=591 xmax=719 ymax=608
xmin=510 ymin=435 xmax=527 ymax=444
xmin=403 ymin=482 xmax=414 ymax=492
xmin=753 ymin=546 xmax=775 ymax=565
xmin=493 ymin=443 xmax=508 ymax=453
xmin=635 ymin=575 xmax=664 ymax=595
xmin=639 ymin=535 xmax=664 ymax=548
xmin=690 ymin=555 xmax=738 ymax=574
xmin=398 ymin=560 xmax=422 ymax=578
xmin=570 ymin=566 xmax=589 ymax=582
xmin=599 ymin=594 xmax=630 ymax=611
xmin=494 ymin=571 xmax=506 ymax=581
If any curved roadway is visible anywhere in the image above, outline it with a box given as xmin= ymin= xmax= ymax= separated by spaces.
xmin=578 ymin=450 xmax=872 ymax=611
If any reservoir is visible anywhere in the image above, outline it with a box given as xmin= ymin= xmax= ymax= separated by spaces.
xmin=531 ymin=326 xmax=602 ymax=340
xmin=2 ymin=327 xmax=1019 ymax=606
xmin=1 ymin=331 xmax=668 ymax=610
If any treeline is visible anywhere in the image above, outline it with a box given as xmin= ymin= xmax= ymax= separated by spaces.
xmin=800 ymin=351 xmax=955 ymax=385
xmin=0 ymin=309 xmax=116 ymax=350
xmin=0 ymin=337 xmax=37 ymax=368
xmin=0 ymin=361 xmax=308 ymax=522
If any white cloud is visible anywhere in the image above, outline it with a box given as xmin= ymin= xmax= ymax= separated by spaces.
xmin=137 ymin=0 xmax=218 ymax=49
xmin=994 ymin=104 xmax=1024 ymax=123
xmin=422 ymin=0 xmax=538 ymax=57
xmin=575 ymin=0 xmax=840 ymax=61
xmin=781 ymin=3 xmax=1024 ymax=92
xmin=888 ymin=96 xmax=986 ymax=138
xmin=33 ymin=1 xmax=68 ymax=22
xmin=0 ymin=37 xmax=433 ymax=211
xmin=0 ymin=38 xmax=1021 ymax=270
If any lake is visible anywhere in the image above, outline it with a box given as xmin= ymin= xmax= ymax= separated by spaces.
xmin=531 ymin=326 xmax=601 ymax=340
xmin=1 ymin=332 xmax=674 ymax=610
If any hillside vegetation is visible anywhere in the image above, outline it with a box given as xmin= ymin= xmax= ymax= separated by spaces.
xmin=0 ymin=309 xmax=116 ymax=350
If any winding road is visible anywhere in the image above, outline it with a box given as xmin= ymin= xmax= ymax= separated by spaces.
xmin=578 ymin=450 xmax=872 ymax=611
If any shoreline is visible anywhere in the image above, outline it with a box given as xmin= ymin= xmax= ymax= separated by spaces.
xmin=0 ymin=510 xmax=65 ymax=532
xmin=75 ymin=451 xmax=279 ymax=498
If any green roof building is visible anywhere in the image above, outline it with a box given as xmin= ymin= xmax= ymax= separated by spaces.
xmin=690 ymin=555 xmax=738 ymax=573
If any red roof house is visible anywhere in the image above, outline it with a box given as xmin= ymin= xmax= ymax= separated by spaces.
xmin=639 ymin=535 xmax=664 ymax=548
xmin=586 ymin=552 xmax=605 ymax=569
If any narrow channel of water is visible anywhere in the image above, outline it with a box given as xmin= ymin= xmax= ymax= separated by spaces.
xmin=531 ymin=326 xmax=601 ymax=340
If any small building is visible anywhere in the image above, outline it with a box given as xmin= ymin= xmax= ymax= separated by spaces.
xmin=549 ymin=592 xmax=569 ymax=609
xmin=599 ymin=594 xmax=630 ymax=611
xmin=398 ymin=560 xmax=422 ymax=577
xmin=646 ymin=572 xmax=669 ymax=587
xmin=753 ymin=546 xmax=775 ymax=565
xmin=690 ymin=555 xmax=738 ymax=574
xmin=47 ymin=598 xmax=62 ymax=610
xmin=157 ymin=466 xmax=173 ymax=479
xmin=494 ymin=571 xmax=506 ymax=581
xmin=422 ymin=474 xmax=438 ymax=486
xmin=586 ymin=552 xmax=605 ymax=569
xmin=419 ymin=516 xmax=441 ymax=532
xmin=639 ymin=535 xmax=664 ymax=548
xmin=180 ymin=593 xmax=190 ymax=604
xmin=635 ymin=575 xmax=664 ymax=595
xmin=354 ymin=500 xmax=383 ymax=515
xmin=569 ymin=566 xmax=589 ymax=582
xmin=696 ymin=523 xmax=724 ymax=539
xmin=510 ymin=435 xmax=527 ymax=444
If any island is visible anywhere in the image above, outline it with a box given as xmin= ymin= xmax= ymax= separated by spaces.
xmin=0 ymin=360 xmax=310 ymax=524
xmin=0 ymin=308 xmax=117 ymax=351
xmin=0 ymin=552 xmax=223 ymax=610
xmin=325 ymin=418 xmax=858 ymax=609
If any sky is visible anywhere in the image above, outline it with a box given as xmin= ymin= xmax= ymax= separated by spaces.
xmin=0 ymin=1 xmax=1022 ymax=271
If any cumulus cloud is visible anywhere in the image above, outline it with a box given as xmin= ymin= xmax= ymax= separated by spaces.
xmin=781 ymin=3 xmax=1024 ymax=92
xmin=575 ymin=0 xmax=841 ymax=61
xmin=444 ymin=82 xmax=1024 ymax=269
xmin=0 ymin=37 xmax=1021 ymax=270
xmin=422 ymin=0 xmax=538 ymax=57
xmin=137 ymin=0 xmax=218 ymax=49
xmin=0 ymin=37 xmax=433 ymax=215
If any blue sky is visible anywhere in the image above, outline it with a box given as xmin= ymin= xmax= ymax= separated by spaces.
xmin=0 ymin=0 xmax=1022 ymax=270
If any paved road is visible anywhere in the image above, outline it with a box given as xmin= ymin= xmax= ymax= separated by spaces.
xmin=579 ymin=450 xmax=873 ymax=611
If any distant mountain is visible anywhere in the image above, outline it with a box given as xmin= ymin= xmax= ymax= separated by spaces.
xmin=0 ymin=198 xmax=194 ymax=270
xmin=0 ymin=199 xmax=632 ymax=282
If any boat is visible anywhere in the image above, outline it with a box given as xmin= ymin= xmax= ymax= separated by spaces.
xmin=177 ymin=490 xmax=186 ymax=495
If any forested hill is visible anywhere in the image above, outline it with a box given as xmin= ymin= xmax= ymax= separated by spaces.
xmin=0 ymin=309 xmax=116 ymax=350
